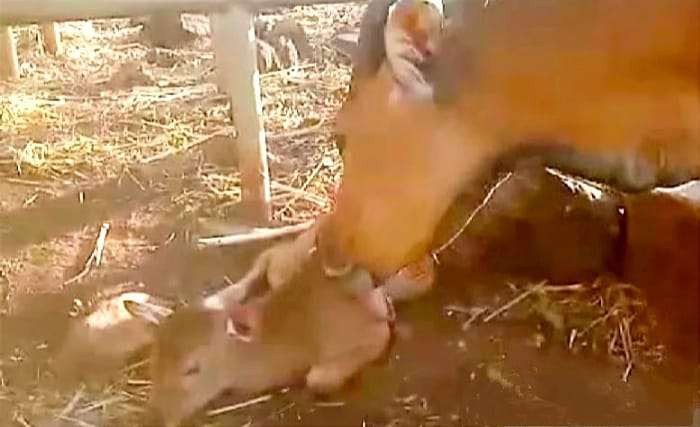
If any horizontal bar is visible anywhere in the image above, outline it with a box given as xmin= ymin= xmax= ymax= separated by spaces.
xmin=0 ymin=0 xmax=226 ymax=24
xmin=245 ymin=0 xmax=365 ymax=8
xmin=0 ymin=0 xmax=367 ymax=25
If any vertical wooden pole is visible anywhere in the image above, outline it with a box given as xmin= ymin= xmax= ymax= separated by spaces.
xmin=40 ymin=22 xmax=62 ymax=55
xmin=0 ymin=25 xmax=20 ymax=80
xmin=211 ymin=6 xmax=271 ymax=224
xmin=145 ymin=11 xmax=187 ymax=48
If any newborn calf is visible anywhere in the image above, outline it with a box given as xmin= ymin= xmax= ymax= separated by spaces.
xmin=144 ymin=252 xmax=392 ymax=427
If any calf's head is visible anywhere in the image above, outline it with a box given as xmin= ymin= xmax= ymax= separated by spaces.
xmin=145 ymin=256 xmax=391 ymax=427
xmin=147 ymin=306 xmax=245 ymax=427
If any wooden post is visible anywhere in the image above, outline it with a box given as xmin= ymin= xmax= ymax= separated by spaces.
xmin=40 ymin=22 xmax=61 ymax=55
xmin=211 ymin=6 xmax=271 ymax=224
xmin=0 ymin=25 xmax=19 ymax=80
xmin=144 ymin=11 xmax=189 ymax=48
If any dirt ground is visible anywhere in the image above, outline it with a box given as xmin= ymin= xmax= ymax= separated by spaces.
xmin=0 ymin=5 xmax=698 ymax=427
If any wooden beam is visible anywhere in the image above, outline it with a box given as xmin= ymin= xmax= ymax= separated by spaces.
xmin=40 ymin=22 xmax=62 ymax=55
xmin=197 ymin=220 xmax=314 ymax=248
xmin=0 ymin=0 xmax=227 ymax=25
xmin=212 ymin=6 xmax=271 ymax=224
xmin=0 ymin=0 xmax=366 ymax=25
xmin=243 ymin=0 xmax=366 ymax=8
xmin=0 ymin=25 xmax=19 ymax=80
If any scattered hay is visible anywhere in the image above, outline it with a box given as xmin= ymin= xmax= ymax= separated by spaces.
xmin=0 ymin=5 xmax=359 ymax=223
xmin=452 ymin=277 xmax=664 ymax=381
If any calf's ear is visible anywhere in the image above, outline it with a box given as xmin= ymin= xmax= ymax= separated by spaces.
xmin=123 ymin=299 xmax=174 ymax=327
xmin=225 ymin=303 xmax=262 ymax=343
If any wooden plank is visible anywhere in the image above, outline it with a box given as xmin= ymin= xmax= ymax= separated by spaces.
xmin=244 ymin=0 xmax=366 ymax=8
xmin=330 ymin=30 xmax=359 ymax=59
xmin=212 ymin=6 xmax=271 ymax=224
xmin=0 ymin=0 xmax=227 ymax=25
xmin=0 ymin=0 xmax=366 ymax=25
xmin=0 ymin=25 xmax=19 ymax=80
xmin=40 ymin=22 xmax=62 ymax=55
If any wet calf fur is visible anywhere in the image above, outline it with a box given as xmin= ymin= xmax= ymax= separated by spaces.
xmin=332 ymin=0 xmax=700 ymax=275
xmin=147 ymin=254 xmax=391 ymax=427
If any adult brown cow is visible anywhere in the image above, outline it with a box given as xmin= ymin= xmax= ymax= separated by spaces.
xmin=332 ymin=0 xmax=700 ymax=276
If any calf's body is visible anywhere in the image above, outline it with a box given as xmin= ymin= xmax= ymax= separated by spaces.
xmin=148 ymin=254 xmax=391 ymax=427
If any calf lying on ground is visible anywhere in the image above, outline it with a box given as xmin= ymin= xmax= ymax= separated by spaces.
xmin=51 ymin=219 xmax=423 ymax=393
xmin=136 ymin=250 xmax=392 ymax=427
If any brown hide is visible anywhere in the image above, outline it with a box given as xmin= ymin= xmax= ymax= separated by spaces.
xmin=440 ymin=167 xmax=623 ymax=283
xmin=332 ymin=0 xmax=700 ymax=275
xmin=623 ymin=193 xmax=700 ymax=365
